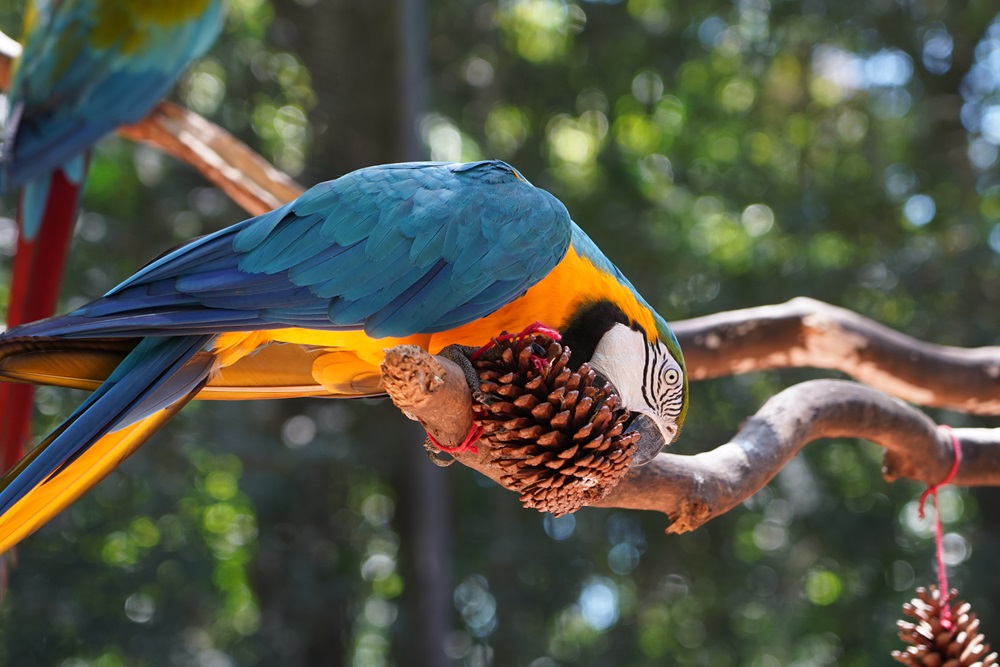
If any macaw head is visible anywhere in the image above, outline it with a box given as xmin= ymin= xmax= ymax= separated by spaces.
xmin=561 ymin=301 xmax=688 ymax=467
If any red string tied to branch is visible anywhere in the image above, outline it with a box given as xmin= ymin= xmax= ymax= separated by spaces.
xmin=917 ymin=425 xmax=962 ymax=630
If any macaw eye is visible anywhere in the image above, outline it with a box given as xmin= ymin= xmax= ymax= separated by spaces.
xmin=664 ymin=369 xmax=680 ymax=385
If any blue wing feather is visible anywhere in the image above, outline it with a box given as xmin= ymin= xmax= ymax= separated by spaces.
xmin=231 ymin=204 xmax=295 ymax=253
xmin=236 ymin=213 xmax=324 ymax=274
xmin=328 ymin=261 xmax=440 ymax=323
xmin=324 ymin=206 xmax=379 ymax=246
xmin=8 ymin=161 xmax=573 ymax=341
xmin=285 ymin=241 xmax=364 ymax=285
xmin=431 ymin=278 xmax=533 ymax=331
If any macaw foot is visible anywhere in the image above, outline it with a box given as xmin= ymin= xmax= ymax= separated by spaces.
xmin=426 ymin=324 xmax=559 ymax=467
xmin=439 ymin=344 xmax=492 ymax=404
xmin=422 ymin=422 xmax=484 ymax=467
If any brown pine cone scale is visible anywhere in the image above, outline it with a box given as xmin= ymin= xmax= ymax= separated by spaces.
xmin=892 ymin=586 xmax=997 ymax=667
xmin=470 ymin=332 xmax=640 ymax=516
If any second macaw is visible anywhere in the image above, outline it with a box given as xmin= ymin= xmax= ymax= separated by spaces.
xmin=0 ymin=160 xmax=688 ymax=554
xmin=0 ymin=0 xmax=226 ymax=470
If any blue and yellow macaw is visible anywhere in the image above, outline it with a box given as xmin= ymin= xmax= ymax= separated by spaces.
xmin=0 ymin=160 xmax=688 ymax=553
xmin=0 ymin=0 xmax=226 ymax=470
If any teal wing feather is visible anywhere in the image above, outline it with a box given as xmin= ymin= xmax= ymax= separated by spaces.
xmin=9 ymin=161 xmax=574 ymax=339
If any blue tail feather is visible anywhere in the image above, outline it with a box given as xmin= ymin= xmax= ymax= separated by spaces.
xmin=0 ymin=335 xmax=214 ymax=515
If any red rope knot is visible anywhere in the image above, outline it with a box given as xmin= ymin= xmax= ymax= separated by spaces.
xmin=918 ymin=424 xmax=962 ymax=630
xmin=426 ymin=423 xmax=484 ymax=456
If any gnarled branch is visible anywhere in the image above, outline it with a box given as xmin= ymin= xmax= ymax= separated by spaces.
xmin=380 ymin=346 xmax=1000 ymax=532
xmin=673 ymin=297 xmax=1000 ymax=415
xmin=599 ymin=380 xmax=999 ymax=533
xmin=117 ymin=102 xmax=304 ymax=215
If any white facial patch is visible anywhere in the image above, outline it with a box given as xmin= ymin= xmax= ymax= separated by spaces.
xmin=589 ymin=323 xmax=685 ymax=444
xmin=589 ymin=324 xmax=648 ymax=412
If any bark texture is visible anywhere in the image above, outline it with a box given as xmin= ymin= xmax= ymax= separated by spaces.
xmin=674 ymin=297 xmax=1000 ymax=415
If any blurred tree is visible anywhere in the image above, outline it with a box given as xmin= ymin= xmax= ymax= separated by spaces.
xmin=0 ymin=1 xmax=998 ymax=666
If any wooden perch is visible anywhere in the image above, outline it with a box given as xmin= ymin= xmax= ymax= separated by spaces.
xmin=601 ymin=380 xmax=1000 ymax=533
xmin=673 ymin=297 xmax=1000 ymax=415
xmin=0 ymin=29 xmax=304 ymax=216
xmin=380 ymin=345 xmax=475 ymax=450
xmin=380 ymin=345 xmax=1000 ymax=533
xmin=117 ymin=102 xmax=304 ymax=215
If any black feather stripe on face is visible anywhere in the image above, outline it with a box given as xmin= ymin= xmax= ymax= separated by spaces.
xmin=642 ymin=336 xmax=657 ymax=409
xmin=559 ymin=300 xmax=630 ymax=369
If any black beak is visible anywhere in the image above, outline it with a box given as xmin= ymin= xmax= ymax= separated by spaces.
xmin=624 ymin=413 xmax=666 ymax=467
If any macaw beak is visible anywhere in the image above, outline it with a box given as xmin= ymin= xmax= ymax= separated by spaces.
xmin=624 ymin=412 xmax=666 ymax=467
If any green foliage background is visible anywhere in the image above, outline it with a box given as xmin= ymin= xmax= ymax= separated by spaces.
xmin=1 ymin=0 xmax=999 ymax=665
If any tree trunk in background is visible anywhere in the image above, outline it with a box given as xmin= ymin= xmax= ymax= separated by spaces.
xmin=250 ymin=1 xmax=451 ymax=665
xmin=394 ymin=3 xmax=453 ymax=667
xmin=271 ymin=0 xmax=402 ymax=179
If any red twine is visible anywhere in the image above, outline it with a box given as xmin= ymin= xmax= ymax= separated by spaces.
xmin=426 ymin=423 xmax=483 ymax=456
xmin=917 ymin=424 xmax=962 ymax=630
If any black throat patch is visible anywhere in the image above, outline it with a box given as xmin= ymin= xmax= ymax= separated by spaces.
xmin=559 ymin=300 xmax=630 ymax=369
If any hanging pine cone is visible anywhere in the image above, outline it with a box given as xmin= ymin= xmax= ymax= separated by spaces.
xmin=471 ymin=332 xmax=640 ymax=516
xmin=893 ymin=586 xmax=998 ymax=667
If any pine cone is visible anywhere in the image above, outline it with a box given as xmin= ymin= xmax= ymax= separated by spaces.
xmin=893 ymin=586 xmax=998 ymax=667
xmin=471 ymin=332 xmax=640 ymax=516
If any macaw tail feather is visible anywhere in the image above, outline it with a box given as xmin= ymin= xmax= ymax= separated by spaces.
xmin=0 ymin=337 xmax=133 ymax=471
xmin=1 ymin=169 xmax=85 ymax=472
xmin=0 ymin=335 xmax=214 ymax=554
xmin=0 ymin=336 xmax=137 ymax=392
xmin=0 ymin=398 xmax=195 ymax=555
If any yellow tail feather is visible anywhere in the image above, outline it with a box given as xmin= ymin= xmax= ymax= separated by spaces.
xmin=0 ymin=398 xmax=191 ymax=555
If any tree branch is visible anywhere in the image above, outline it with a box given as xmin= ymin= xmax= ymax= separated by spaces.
xmin=117 ymin=103 xmax=304 ymax=215
xmin=598 ymin=379 xmax=1000 ymax=533
xmin=380 ymin=346 xmax=1000 ymax=533
xmin=379 ymin=345 xmax=475 ymax=449
xmin=0 ymin=29 xmax=304 ymax=216
xmin=673 ymin=296 xmax=1000 ymax=415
